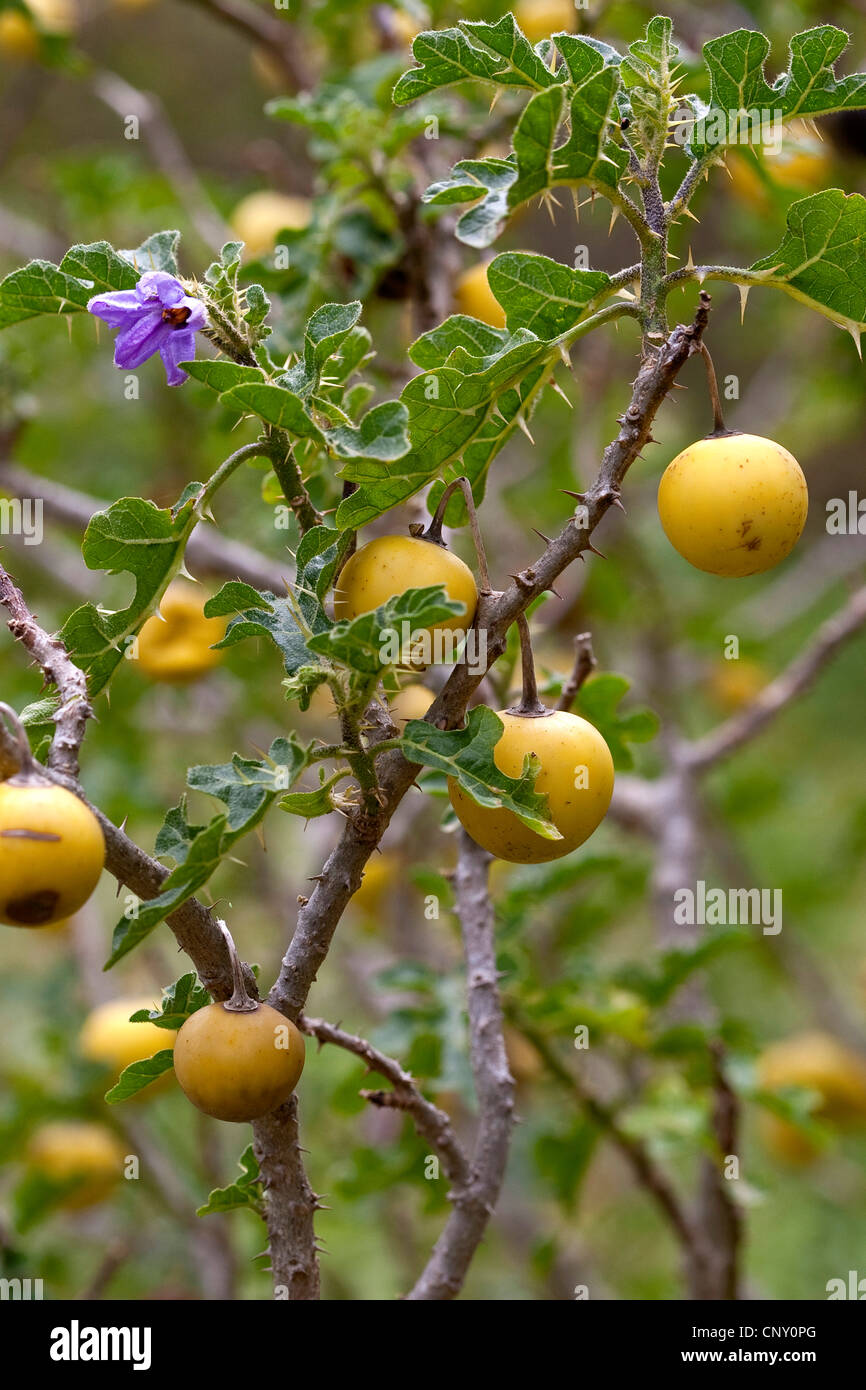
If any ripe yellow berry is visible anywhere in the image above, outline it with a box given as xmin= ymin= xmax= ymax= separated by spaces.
xmin=136 ymin=583 xmax=225 ymax=683
xmin=350 ymin=851 xmax=398 ymax=919
xmin=173 ymin=1001 xmax=306 ymax=1122
xmin=27 ymin=1122 xmax=125 ymax=1208
xmin=657 ymin=433 xmax=808 ymax=577
xmin=80 ymin=997 xmax=176 ymax=1079
xmin=514 ymin=0 xmax=576 ymax=44
xmin=230 ymin=191 xmax=312 ymax=260
xmin=334 ymin=535 xmax=478 ymax=659
xmin=454 ymin=263 xmax=506 ymax=328
xmin=389 ymin=683 xmax=435 ymax=723
xmin=0 ymin=10 xmax=39 ymax=59
xmin=0 ymin=782 xmax=105 ymax=926
xmin=449 ymin=709 xmax=614 ymax=863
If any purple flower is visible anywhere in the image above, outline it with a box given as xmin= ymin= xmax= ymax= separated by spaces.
xmin=88 ymin=271 xmax=207 ymax=386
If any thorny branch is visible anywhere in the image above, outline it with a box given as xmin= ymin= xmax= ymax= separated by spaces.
xmin=0 ymin=562 xmax=92 ymax=778
xmin=406 ymin=833 xmax=515 ymax=1300
xmin=300 ymin=1015 xmax=469 ymax=1188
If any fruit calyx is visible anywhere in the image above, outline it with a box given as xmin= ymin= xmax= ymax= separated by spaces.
xmin=0 ymin=702 xmax=53 ymax=788
xmin=504 ymin=614 xmax=555 ymax=721
xmin=218 ymin=919 xmax=260 ymax=1014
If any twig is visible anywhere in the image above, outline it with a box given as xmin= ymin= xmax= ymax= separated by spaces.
xmin=252 ymin=1097 xmax=321 ymax=1300
xmin=686 ymin=584 xmax=866 ymax=771
xmin=512 ymin=1015 xmax=695 ymax=1252
xmin=90 ymin=70 xmax=232 ymax=256
xmin=556 ymin=632 xmax=597 ymax=711
xmin=406 ymin=832 xmax=515 ymax=1300
xmin=300 ymin=1015 xmax=469 ymax=1187
xmin=269 ymin=295 xmax=713 ymax=1025
xmin=178 ymin=0 xmax=308 ymax=91
xmin=0 ymin=562 xmax=92 ymax=778
xmin=0 ymin=458 xmax=288 ymax=593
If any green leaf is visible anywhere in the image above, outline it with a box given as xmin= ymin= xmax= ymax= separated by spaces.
xmin=130 ymin=972 xmax=211 ymax=1030
xmin=118 ymin=229 xmax=181 ymax=276
xmin=105 ymin=1050 xmax=175 ymax=1104
xmin=694 ymin=25 xmax=866 ymax=159
xmin=573 ymin=673 xmax=659 ymax=771
xmin=106 ymin=739 xmax=306 ymax=966
xmin=182 ymin=360 xmax=266 ymax=393
xmin=393 ymin=16 xmax=560 ymax=106
xmin=399 ymin=706 xmax=559 ymax=838
xmin=488 ymin=253 xmax=610 ymax=337
xmin=308 ymin=585 xmax=465 ymax=675
xmin=197 ymin=1145 xmax=264 ymax=1217
xmin=218 ymin=381 xmax=325 ymax=441
xmin=420 ymin=41 xmax=626 ymax=248
xmin=280 ymin=770 xmax=347 ymax=819
xmin=60 ymin=490 xmax=199 ymax=698
xmin=328 ymin=400 xmax=410 ymax=464
xmin=750 ymin=189 xmax=866 ymax=336
xmin=304 ymin=300 xmax=363 ymax=371
xmin=534 ymin=1117 xmax=600 ymax=1208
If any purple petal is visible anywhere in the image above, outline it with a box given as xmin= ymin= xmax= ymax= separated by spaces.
xmin=88 ymin=290 xmax=143 ymax=327
xmin=159 ymin=329 xmax=196 ymax=386
xmin=113 ymin=309 xmax=168 ymax=370
xmin=136 ymin=271 xmax=185 ymax=307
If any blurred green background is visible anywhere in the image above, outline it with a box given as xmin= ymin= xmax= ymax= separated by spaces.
xmin=2 ymin=0 xmax=866 ymax=1301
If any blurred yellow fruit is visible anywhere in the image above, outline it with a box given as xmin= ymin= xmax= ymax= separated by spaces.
xmin=0 ymin=10 xmax=39 ymax=58
xmin=758 ymin=1032 xmax=866 ymax=1163
xmin=759 ymin=1113 xmax=820 ymax=1165
xmin=80 ymin=996 xmax=176 ymax=1079
xmin=728 ymin=122 xmax=830 ymax=209
xmin=759 ymin=1032 xmax=866 ymax=1122
xmin=514 ymin=0 xmax=576 ymax=44
xmin=389 ymin=683 xmax=435 ymax=724
xmin=136 ymin=583 xmax=225 ymax=683
xmin=230 ymin=191 xmax=312 ymax=260
xmin=454 ymin=263 xmax=506 ymax=329
xmin=27 ymin=0 xmax=74 ymax=31
xmin=27 ymin=1122 xmax=125 ymax=1208
xmin=389 ymin=8 xmax=423 ymax=46
xmin=351 ymin=852 xmax=399 ymax=918
xmin=250 ymin=45 xmax=286 ymax=92
xmin=706 ymin=657 xmax=768 ymax=712
xmin=505 ymin=1026 xmax=544 ymax=1085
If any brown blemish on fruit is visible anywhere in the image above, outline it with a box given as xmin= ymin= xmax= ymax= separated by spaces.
xmin=1 ymin=828 xmax=62 ymax=841
xmin=5 ymin=890 xmax=61 ymax=924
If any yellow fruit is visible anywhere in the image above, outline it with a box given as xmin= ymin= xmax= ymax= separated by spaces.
xmin=334 ymin=535 xmax=478 ymax=661
xmin=229 ymin=191 xmax=311 ymax=260
xmin=505 ymin=1026 xmax=544 ymax=1085
xmin=389 ymin=8 xmax=422 ymax=46
xmin=0 ymin=782 xmax=105 ymax=926
xmin=136 ymin=583 xmax=225 ymax=683
xmin=759 ymin=1113 xmax=820 ymax=1165
xmin=27 ymin=0 xmax=74 ymax=31
xmin=759 ymin=1033 xmax=866 ymax=1123
xmin=80 ymin=997 xmax=176 ymax=1079
xmin=27 ymin=1122 xmax=125 ymax=1208
xmin=0 ymin=10 xmax=38 ymax=58
xmin=514 ymin=0 xmax=576 ymax=44
xmin=250 ymin=45 xmax=286 ymax=91
xmin=389 ymin=683 xmax=435 ymax=724
xmin=454 ymin=263 xmax=506 ymax=328
xmin=706 ymin=657 xmax=767 ymax=712
xmin=351 ymin=851 xmax=398 ymax=917
xmin=729 ymin=123 xmax=830 ymax=209
xmin=448 ymin=709 xmax=614 ymax=863
xmin=657 ymin=433 xmax=808 ymax=577
xmin=173 ymin=1001 xmax=305 ymax=1122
